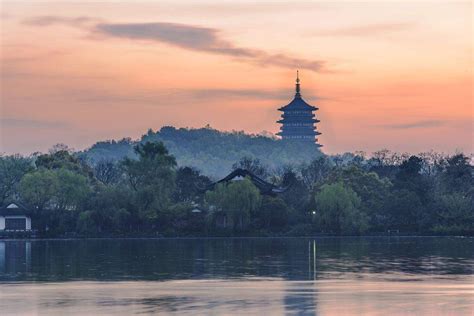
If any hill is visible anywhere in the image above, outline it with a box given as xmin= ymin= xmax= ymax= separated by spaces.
xmin=80 ymin=126 xmax=323 ymax=178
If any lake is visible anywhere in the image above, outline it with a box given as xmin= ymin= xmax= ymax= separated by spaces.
xmin=0 ymin=237 xmax=472 ymax=315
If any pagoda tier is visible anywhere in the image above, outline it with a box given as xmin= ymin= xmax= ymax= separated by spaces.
xmin=276 ymin=72 xmax=322 ymax=146
xmin=277 ymin=117 xmax=320 ymax=124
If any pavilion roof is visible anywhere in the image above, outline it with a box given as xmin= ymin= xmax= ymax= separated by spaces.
xmin=206 ymin=169 xmax=289 ymax=195
xmin=0 ymin=202 xmax=33 ymax=216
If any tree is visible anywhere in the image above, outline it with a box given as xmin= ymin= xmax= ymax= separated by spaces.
xmin=93 ymin=160 xmax=122 ymax=185
xmin=0 ymin=154 xmax=33 ymax=205
xmin=314 ymin=182 xmax=368 ymax=234
xmin=122 ymin=142 xmax=177 ymax=228
xmin=232 ymin=156 xmax=269 ymax=179
xmin=257 ymin=196 xmax=290 ymax=231
xmin=76 ymin=211 xmax=98 ymax=235
xmin=82 ymin=184 xmax=132 ymax=234
xmin=49 ymin=143 xmax=73 ymax=154
xmin=19 ymin=169 xmax=59 ymax=210
xmin=174 ymin=166 xmax=211 ymax=203
xmin=386 ymin=189 xmax=424 ymax=232
xmin=398 ymin=155 xmax=423 ymax=180
xmin=433 ymin=193 xmax=474 ymax=235
xmin=440 ymin=154 xmax=473 ymax=194
xmin=279 ymin=168 xmax=310 ymax=217
xmin=300 ymin=156 xmax=333 ymax=191
xmin=367 ymin=149 xmax=403 ymax=179
xmin=20 ymin=167 xmax=90 ymax=212
xmin=326 ymin=166 xmax=392 ymax=231
xmin=122 ymin=142 xmax=176 ymax=191
xmin=54 ymin=168 xmax=91 ymax=211
xmin=35 ymin=148 xmax=93 ymax=178
xmin=205 ymin=177 xmax=261 ymax=231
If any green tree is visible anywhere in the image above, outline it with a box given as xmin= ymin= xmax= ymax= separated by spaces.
xmin=433 ymin=193 xmax=474 ymax=235
xmin=300 ymin=156 xmax=333 ymax=191
xmin=440 ymin=154 xmax=473 ymax=194
xmin=19 ymin=169 xmax=59 ymax=210
xmin=55 ymin=168 xmax=91 ymax=211
xmin=80 ymin=184 xmax=132 ymax=234
xmin=280 ymin=168 xmax=310 ymax=218
xmin=205 ymin=177 xmax=261 ymax=231
xmin=314 ymin=182 xmax=368 ymax=234
xmin=390 ymin=155 xmax=433 ymax=231
xmin=386 ymin=189 xmax=424 ymax=232
xmin=258 ymin=196 xmax=290 ymax=231
xmin=327 ymin=166 xmax=392 ymax=231
xmin=36 ymin=146 xmax=93 ymax=178
xmin=174 ymin=166 xmax=211 ymax=203
xmin=76 ymin=211 xmax=98 ymax=235
xmin=20 ymin=168 xmax=90 ymax=212
xmin=0 ymin=154 xmax=33 ymax=205
xmin=122 ymin=142 xmax=177 ymax=229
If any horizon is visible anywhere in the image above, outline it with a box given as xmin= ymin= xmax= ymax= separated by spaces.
xmin=1 ymin=1 xmax=472 ymax=155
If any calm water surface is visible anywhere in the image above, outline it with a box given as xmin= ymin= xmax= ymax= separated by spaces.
xmin=0 ymin=237 xmax=473 ymax=315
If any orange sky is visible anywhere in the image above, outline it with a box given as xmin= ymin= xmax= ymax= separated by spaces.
xmin=1 ymin=1 xmax=472 ymax=155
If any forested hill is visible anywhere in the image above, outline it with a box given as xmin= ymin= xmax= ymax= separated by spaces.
xmin=80 ymin=126 xmax=323 ymax=178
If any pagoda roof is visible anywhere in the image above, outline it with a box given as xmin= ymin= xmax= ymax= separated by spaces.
xmin=277 ymin=118 xmax=319 ymax=124
xmin=278 ymin=72 xmax=318 ymax=111
xmin=277 ymin=130 xmax=321 ymax=136
xmin=278 ymin=95 xmax=317 ymax=111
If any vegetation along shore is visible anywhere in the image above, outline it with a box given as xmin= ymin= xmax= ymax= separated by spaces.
xmin=1 ymin=127 xmax=472 ymax=238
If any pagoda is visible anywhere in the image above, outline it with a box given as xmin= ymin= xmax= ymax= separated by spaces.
xmin=277 ymin=71 xmax=321 ymax=146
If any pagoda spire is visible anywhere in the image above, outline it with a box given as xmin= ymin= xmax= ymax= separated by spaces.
xmin=295 ymin=70 xmax=301 ymax=98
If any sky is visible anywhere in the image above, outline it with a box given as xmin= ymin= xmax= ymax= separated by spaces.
xmin=0 ymin=0 xmax=472 ymax=155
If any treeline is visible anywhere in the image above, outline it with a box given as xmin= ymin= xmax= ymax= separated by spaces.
xmin=80 ymin=126 xmax=323 ymax=178
xmin=1 ymin=142 xmax=473 ymax=237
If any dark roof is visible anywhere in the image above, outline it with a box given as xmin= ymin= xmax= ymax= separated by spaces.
xmin=278 ymin=94 xmax=317 ymax=111
xmin=206 ymin=169 xmax=289 ymax=195
xmin=278 ymin=72 xmax=318 ymax=111
xmin=0 ymin=202 xmax=32 ymax=216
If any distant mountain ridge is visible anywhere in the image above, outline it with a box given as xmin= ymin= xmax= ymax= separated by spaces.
xmin=80 ymin=126 xmax=323 ymax=179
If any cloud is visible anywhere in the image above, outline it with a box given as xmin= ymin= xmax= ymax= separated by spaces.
xmin=22 ymin=16 xmax=101 ymax=28
xmin=182 ymin=88 xmax=306 ymax=100
xmin=1 ymin=12 xmax=12 ymax=20
xmin=184 ymin=88 xmax=323 ymax=102
xmin=0 ymin=118 xmax=70 ymax=129
xmin=55 ymin=87 xmax=316 ymax=105
xmin=1 ymin=50 xmax=69 ymax=65
xmin=22 ymin=16 xmax=325 ymax=72
xmin=383 ymin=120 xmax=444 ymax=129
xmin=312 ymin=23 xmax=414 ymax=37
xmin=94 ymin=22 xmax=325 ymax=72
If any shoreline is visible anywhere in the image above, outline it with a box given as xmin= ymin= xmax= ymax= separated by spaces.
xmin=0 ymin=235 xmax=471 ymax=241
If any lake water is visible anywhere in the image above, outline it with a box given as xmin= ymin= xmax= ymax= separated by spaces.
xmin=0 ymin=237 xmax=472 ymax=315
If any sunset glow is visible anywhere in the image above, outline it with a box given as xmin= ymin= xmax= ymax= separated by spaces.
xmin=1 ymin=1 xmax=472 ymax=154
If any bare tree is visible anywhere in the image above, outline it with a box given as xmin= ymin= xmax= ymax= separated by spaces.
xmin=93 ymin=160 xmax=121 ymax=185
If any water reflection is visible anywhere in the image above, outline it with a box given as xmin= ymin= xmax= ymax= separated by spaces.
xmin=1 ymin=278 xmax=473 ymax=315
xmin=0 ymin=241 xmax=31 ymax=275
xmin=1 ymin=237 xmax=472 ymax=282
xmin=283 ymin=240 xmax=318 ymax=315
xmin=0 ymin=237 xmax=473 ymax=315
